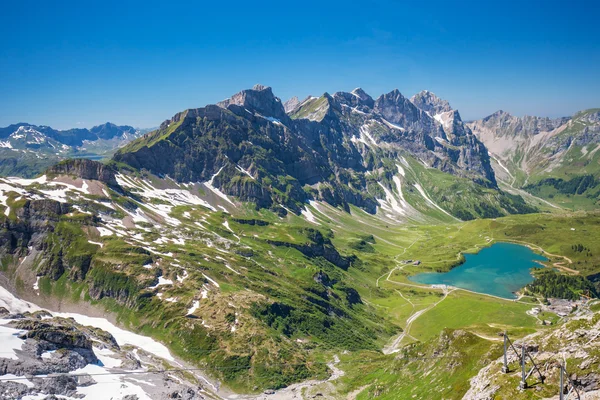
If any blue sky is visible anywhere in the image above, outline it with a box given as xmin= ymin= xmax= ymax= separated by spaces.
xmin=1 ymin=0 xmax=598 ymax=129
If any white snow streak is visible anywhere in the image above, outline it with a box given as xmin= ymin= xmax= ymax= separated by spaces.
xmin=413 ymin=183 xmax=456 ymax=219
xmin=301 ymin=207 xmax=319 ymax=224
xmin=203 ymin=167 xmax=235 ymax=206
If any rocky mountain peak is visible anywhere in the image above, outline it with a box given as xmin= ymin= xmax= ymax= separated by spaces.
xmin=411 ymin=90 xmax=453 ymax=115
xmin=89 ymin=122 xmax=136 ymax=140
xmin=217 ymin=84 xmax=287 ymax=121
xmin=252 ymin=83 xmax=269 ymax=91
xmin=95 ymin=122 xmax=116 ymax=129
xmin=332 ymin=88 xmax=375 ymax=110
xmin=351 ymin=87 xmax=373 ymax=102
xmin=374 ymin=89 xmax=427 ymax=127
xmin=485 ymin=110 xmax=513 ymax=120
xmin=283 ymin=96 xmax=300 ymax=113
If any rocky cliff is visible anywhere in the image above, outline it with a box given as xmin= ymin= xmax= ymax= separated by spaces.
xmin=114 ymin=85 xmax=507 ymax=218
xmin=463 ymin=309 xmax=600 ymax=399
xmin=47 ymin=159 xmax=118 ymax=186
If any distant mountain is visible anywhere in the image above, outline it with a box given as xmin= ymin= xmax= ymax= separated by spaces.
xmin=468 ymin=109 xmax=600 ymax=209
xmin=113 ymin=84 xmax=532 ymax=220
xmin=0 ymin=122 xmax=144 ymax=177
xmin=3 ymin=87 xmax=600 ymax=397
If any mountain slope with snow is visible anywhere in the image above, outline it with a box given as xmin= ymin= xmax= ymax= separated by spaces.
xmin=468 ymin=108 xmax=600 ymax=209
xmin=114 ymin=85 xmax=532 ymax=221
xmin=0 ymin=122 xmax=146 ymax=178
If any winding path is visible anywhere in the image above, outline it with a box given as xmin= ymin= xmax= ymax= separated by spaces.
xmin=383 ymin=286 xmax=454 ymax=354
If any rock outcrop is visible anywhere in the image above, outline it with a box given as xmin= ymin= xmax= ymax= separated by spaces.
xmin=267 ymin=228 xmax=355 ymax=270
xmin=463 ymin=311 xmax=600 ymax=399
xmin=0 ymin=199 xmax=72 ymax=257
xmin=283 ymin=96 xmax=300 ymax=113
xmin=410 ymin=90 xmax=453 ymax=115
xmin=47 ymin=159 xmax=118 ymax=186
xmin=0 ymin=308 xmax=205 ymax=399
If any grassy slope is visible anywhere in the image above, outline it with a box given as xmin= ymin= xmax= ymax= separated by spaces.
xmin=3 ymin=168 xmax=600 ymax=396
xmin=335 ymin=330 xmax=502 ymax=400
xmin=322 ymin=207 xmax=600 ymax=350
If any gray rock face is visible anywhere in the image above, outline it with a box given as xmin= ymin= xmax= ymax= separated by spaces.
xmin=115 ymin=85 xmax=502 ymax=217
xmin=0 ymin=313 xmax=205 ymax=399
xmin=468 ymin=108 xmax=600 ymax=186
xmin=0 ymin=321 xmax=95 ymax=382
xmin=0 ymin=380 xmax=31 ymax=399
xmin=47 ymin=159 xmax=118 ymax=186
xmin=283 ymin=96 xmax=300 ymax=113
xmin=16 ymin=199 xmax=71 ymax=224
xmin=374 ymin=89 xmax=441 ymax=133
xmin=474 ymin=110 xmax=569 ymax=138
xmin=410 ymin=90 xmax=453 ymax=115
xmin=0 ymin=194 xmax=100 ymax=282
xmin=217 ymin=84 xmax=289 ymax=122
xmin=340 ymin=88 xmax=496 ymax=186
xmin=13 ymin=320 xmax=94 ymax=351
xmin=333 ymin=88 xmax=375 ymax=110
xmin=0 ymin=198 xmax=72 ymax=265
xmin=463 ymin=309 xmax=600 ymax=399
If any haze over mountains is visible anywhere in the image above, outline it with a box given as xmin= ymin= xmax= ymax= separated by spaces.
xmin=468 ymin=108 xmax=600 ymax=209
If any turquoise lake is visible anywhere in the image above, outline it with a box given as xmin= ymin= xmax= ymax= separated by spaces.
xmin=409 ymin=242 xmax=548 ymax=299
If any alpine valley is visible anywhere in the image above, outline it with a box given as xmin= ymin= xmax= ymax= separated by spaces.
xmin=1 ymin=85 xmax=600 ymax=400
xmin=0 ymin=122 xmax=149 ymax=178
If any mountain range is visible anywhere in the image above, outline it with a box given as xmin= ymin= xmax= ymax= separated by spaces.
xmin=5 ymin=85 xmax=597 ymax=216
xmin=468 ymin=108 xmax=600 ymax=210
xmin=113 ymin=84 xmax=538 ymax=221
xmin=0 ymin=85 xmax=599 ymax=399
xmin=0 ymin=122 xmax=148 ymax=178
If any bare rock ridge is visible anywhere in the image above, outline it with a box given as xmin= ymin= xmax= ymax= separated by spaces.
xmin=0 ymin=306 xmax=205 ymax=399
xmin=111 ymin=84 xmax=543 ymax=219
xmin=410 ymin=90 xmax=453 ymax=115
xmin=217 ymin=84 xmax=289 ymax=122
xmin=472 ymin=110 xmax=570 ymax=138
xmin=47 ymin=159 xmax=118 ymax=186
xmin=283 ymin=96 xmax=300 ymax=113
xmin=468 ymin=108 xmax=600 ymax=194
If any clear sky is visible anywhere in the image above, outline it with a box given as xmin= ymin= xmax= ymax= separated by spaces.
xmin=1 ymin=0 xmax=598 ymax=129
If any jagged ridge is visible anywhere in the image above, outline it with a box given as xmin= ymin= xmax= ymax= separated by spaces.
xmin=114 ymin=85 xmax=516 ymax=219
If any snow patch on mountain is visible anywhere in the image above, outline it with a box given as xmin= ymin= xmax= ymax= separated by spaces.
xmin=381 ymin=118 xmax=406 ymax=131
xmin=414 ymin=183 xmax=456 ymax=219
xmin=204 ymin=167 xmax=235 ymax=206
xmin=236 ymin=165 xmax=254 ymax=179
xmin=301 ymin=206 xmax=319 ymax=224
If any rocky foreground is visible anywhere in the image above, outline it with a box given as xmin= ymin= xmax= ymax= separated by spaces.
xmin=0 ymin=287 xmax=214 ymax=400
xmin=463 ymin=307 xmax=600 ymax=400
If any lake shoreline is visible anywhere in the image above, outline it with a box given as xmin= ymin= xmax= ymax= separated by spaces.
xmin=408 ymin=242 xmax=549 ymax=299
xmin=423 ymin=238 xmax=559 ymax=274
